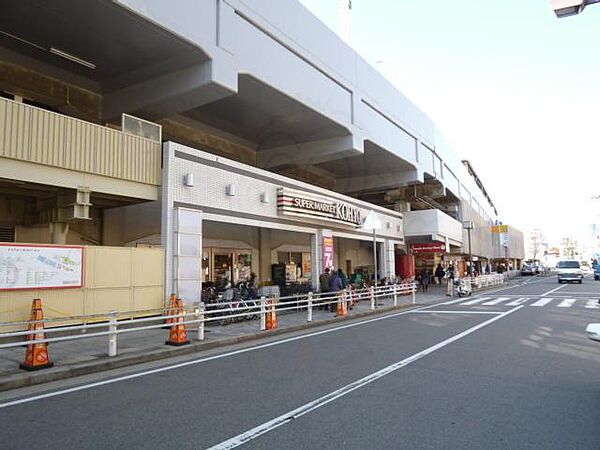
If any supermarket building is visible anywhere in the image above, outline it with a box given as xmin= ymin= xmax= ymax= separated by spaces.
xmin=0 ymin=0 xmax=523 ymax=319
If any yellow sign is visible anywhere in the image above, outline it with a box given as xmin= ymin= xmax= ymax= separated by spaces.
xmin=492 ymin=225 xmax=508 ymax=233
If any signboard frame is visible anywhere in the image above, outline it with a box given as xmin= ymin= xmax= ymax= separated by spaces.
xmin=411 ymin=242 xmax=447 ymax=254
xmin=322 ymin=230 xmax=334 ymax=270
xmin=0 ymin=243 xmax=85 ymax=291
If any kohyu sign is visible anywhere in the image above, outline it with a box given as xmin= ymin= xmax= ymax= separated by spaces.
xmin=277 ymin=188 xmax=362 ymax=226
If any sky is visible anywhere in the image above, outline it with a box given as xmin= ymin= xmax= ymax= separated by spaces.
xmin=299 ymin=0 xmax=600 ymax=246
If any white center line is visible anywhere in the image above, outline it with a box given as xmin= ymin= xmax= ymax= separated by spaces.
xmin=557 ymin=298 xmax=576 ymax=308
xmin=506 ymin=297 xmax=529 ymax=306
xmin=459 ymin=297 xmax=491 ymax=306
xmin=530 ymin=298 xmax=553 ymax=307
xmin=541 ymin=285 xmax=566 ymax=297
xmin=206 ymin=306 xmax=524 ymax=450
xmin=482 ymin=297 xmax=511 ymax=305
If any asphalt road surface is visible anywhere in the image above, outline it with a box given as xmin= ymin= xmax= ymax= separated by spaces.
xmin=2 ymin=274 xmax=600 ymax=449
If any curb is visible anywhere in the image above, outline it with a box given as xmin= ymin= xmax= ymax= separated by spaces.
xmin=0 ymin=301 xmax=427 ymax=392
xmin=0 ymin=281 xmax=522 ymax=392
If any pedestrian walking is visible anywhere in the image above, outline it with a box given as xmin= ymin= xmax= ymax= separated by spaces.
xmin=446 ymin=264 xmax=455 ymax=296
xmin=435 ymin=264 xmax=445 ymax=285
xmin=319 ymin=267 xmax=332 ymax=310
xmin=419 ymin=267 xmax=431 ymax=293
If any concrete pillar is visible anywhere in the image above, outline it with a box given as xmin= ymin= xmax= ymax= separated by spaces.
xmin=49 ymin=222 xmax=69 ymax=244
xmin=382 ymin=240 xmax=396 ymax=281
xmin=259 ymin=228 xmax=272 ymax=283
xmin=312 ymin=231 xmax=327 ymax=291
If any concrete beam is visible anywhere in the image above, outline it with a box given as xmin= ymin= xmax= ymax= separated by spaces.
xmin=257 ymin=135 xmax=363 ymax=169
xmin=102 ymin=60 xmax=237 ymax=121
xmin=336 ymin=169 xmax=424 ymax=194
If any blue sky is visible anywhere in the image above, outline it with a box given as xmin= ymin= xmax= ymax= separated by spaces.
xmin=299 ymin=0 xmax=600 ymax=245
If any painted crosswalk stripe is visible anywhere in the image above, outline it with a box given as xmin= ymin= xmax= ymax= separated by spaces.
xmin=530 ymin=298 xmax=553 ymax=307
xmin=459 ymin=297 xmax=491 ymax=306
xmin=557 ymin=298 xmax=576 ymax=308
xmin=482 ymin=297 xmax=511 ymax=305
xmin=585 ymin=299 xmax=600 ymax=309
xmin=506 ymin=297 xmax=529 ymax=306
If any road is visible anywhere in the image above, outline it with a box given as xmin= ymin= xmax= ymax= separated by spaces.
xmin=2 ymin=275 xmax=600 ymax=449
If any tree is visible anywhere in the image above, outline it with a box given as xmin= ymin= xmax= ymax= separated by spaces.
xmin=529 ymin=228 xmax=545 ymax=262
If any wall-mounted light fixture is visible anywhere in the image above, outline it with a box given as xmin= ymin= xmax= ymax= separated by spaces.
xmin=226 ymin=184 xmax=236 ymax=196
xmin=183 ymin=173 xmax=194 ymax=187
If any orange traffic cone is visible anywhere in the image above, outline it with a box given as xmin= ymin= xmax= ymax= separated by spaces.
xmin=266 ymin=299 xmax=278 ymax=330
xmin=165 ymin=298 xmax=190 ymax=346
xmin=336 ymin=292 xmax=348 ymax=317
xmin=163 ymin=293 xmax=178 ymax=329
xmin=20 ymin=299 xmax=53 ymax=371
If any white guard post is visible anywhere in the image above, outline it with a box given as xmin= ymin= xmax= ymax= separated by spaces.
xmin=260 ymin=296 xmax=267 ymax=330
xmin=108 ymin=311 xmax=118 ymax=357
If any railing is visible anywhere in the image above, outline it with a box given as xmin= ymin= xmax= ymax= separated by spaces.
xmin=0 ymin=283 xmax=417 ymax=359
xmin=468 ymin=273 xmax=506 ymax=289
xmin=0 ymin=97 xmax=161 ymax=185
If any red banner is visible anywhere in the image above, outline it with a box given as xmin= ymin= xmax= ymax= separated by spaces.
xmin=411 ymin=242 xmax=447 ymax=254
xmin=322 ymin=230 xmax=334 ymax=270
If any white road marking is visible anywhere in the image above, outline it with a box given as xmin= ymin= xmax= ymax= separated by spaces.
xmin=541 ymin=285 xmax=566 ymax=297
xmin=530 ymin=298 xmax=553 ymax=307
xmin=557 ymin=298 xmax=576 ymax=308
xmin=506 ymin=297 xmax=529 ymax=306
xmin=206 ymin=306 xmax=524 ymax=450
xmin=561 ymin=292 xmax=600 ymax=297
xmin=482 ymin=297 xmax=511 ymax=305
xmin=459 ymin=297 xmax=491 ymax=306
xmin=408 ymin=310 xmax=502 ymax=315
xmin=0 ymin=301 xmax=454 ymax=409
xmin=439 ymin=298 xmax=475 ymax=306
xmin=585 ymin=300 xmax=600 ymax=309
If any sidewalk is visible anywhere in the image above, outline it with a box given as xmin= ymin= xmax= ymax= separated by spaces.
xmin=0 ymin=279 xmax=520 ymax=391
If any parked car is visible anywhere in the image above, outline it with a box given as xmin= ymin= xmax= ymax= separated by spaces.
xmin=556 ymin=260 xmax=583 ymax=284
xmin=521 ymin=265 xmax=534 ymax=276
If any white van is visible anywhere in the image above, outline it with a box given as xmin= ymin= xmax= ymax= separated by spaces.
xmin=556 ymin=260 xmax=583 ymax=284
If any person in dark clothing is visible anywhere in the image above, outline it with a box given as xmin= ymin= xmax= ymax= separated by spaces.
xmin=434 ymin=264 xmax=445 ymax=285
xmin=446 ymin=264 xmax=455 ymax=296
xmin=318 ymin=267 xmax=332 ymax=310
xmin=419 ymin=268 xmax=431 ymax=292
xmin=329 ymin=270 xmax=343 ymax=312
xmin=338 ymin=268 xmax=348 ymax=289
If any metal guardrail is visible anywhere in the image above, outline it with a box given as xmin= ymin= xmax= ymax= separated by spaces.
xmin=0 ymin=283 xmax=417 ymax=359
xmin=467 ymin=274 xmax=507 ymax=289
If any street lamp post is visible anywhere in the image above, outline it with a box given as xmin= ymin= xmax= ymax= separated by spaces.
xmin=463 ymin=220 xmax=474 ymax=277
xmin=363 ymin=210 xmax=383 ymax=290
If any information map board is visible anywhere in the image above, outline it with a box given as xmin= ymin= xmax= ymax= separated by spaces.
xmin=0 ymin=244 xmax=84 ymax=290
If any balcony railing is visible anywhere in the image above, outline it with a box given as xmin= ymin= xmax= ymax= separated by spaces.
xmin=0 ymin=97 xmax=161 ymax=185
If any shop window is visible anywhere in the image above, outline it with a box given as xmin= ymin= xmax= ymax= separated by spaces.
xmin=0 ymin=226 xmax=15 ymax=242
xmin=202 ymin=251 xmax=210 ymax=283
xmin=276 ymin=251 xmax=312 ymax=282
xmin=214 ymin=252 xmax=233 ymax=287
xmin=277 ymin=252 xmax=291 ymax=264
xmin=234 ymin=253 xmax=252 ymax=283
